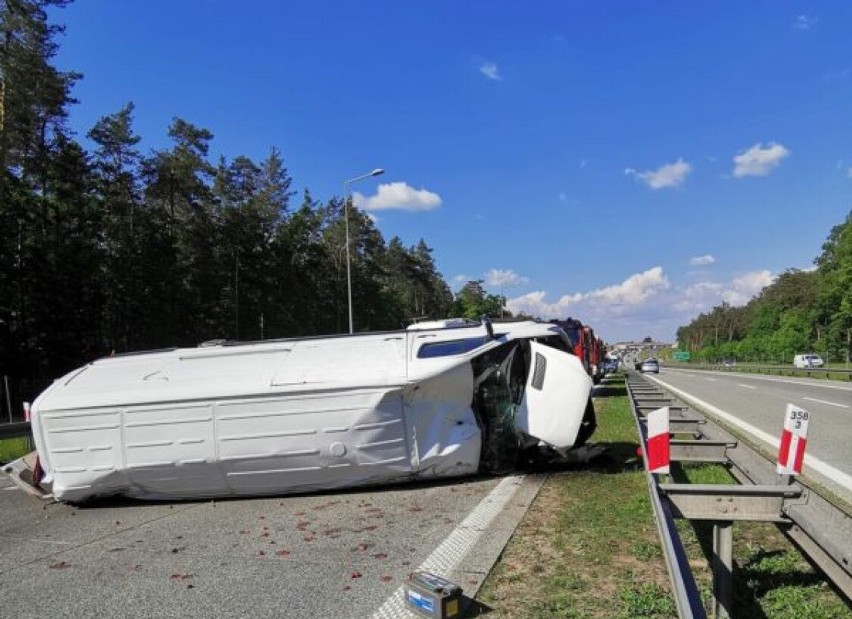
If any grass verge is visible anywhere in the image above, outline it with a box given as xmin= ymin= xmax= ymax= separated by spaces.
xmin=0 ymin=436 xmax=30 ymax=464
xmin=476 ymin=376 xmax=674 ymax=618
xmin=674 ymin=462 xmax=851 ymax=617
xmin=475 ymin=374 xmax=852 ymax=617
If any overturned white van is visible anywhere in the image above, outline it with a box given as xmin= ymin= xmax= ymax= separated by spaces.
xmin=6 ymin=319 xmax=595 ymax=503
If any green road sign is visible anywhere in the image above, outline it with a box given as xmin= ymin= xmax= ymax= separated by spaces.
xmin=673 ymin=351 xmax=690 ymax=361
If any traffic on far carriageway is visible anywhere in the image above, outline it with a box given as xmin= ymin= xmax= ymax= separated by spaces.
xmin=4 ymin=316 xmax=611 ymax=504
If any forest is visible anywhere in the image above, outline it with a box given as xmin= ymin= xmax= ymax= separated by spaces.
xmin=10 ymin=0 xmax=847 ymax=399
xmin=676 ymin=210 xmax=852 ymax=364
xmin=0 ymin=0 xmax=510 ymax=390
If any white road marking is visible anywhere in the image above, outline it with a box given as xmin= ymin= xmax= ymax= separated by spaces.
xmin=665 ymin=368 xmax=852 ymax=392
xmin=3 ymin=486 xmax=18 ymax=491
xmin=372 ymin=475 xmax=525 ymax=618
xmin=647 ymin=375 xmax=852 ymax=492
xmin=737 ymin=384 xmax=756 ymax=390
xmin=803 ymin=397 xmax=849 ymax=409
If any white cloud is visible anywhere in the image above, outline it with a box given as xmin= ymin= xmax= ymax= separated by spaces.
xmin=584 ymin=267 xmax=670 ymax=305
xmin=503 ymin=267 xmax=776 ymax=342
xmin=353 ymin=182 xmax=442 ymax=212
xmin=732 ymin=143 xmax=790 ymax=177
xmin=673 ymin=281 xmax=724 ymax=313
xmin=484 ymin=269 xmax=529 ymax=288
xmin=689 ymin=254 xmax=716 ymax=266
xmin=674 ymin=270 xmax=774 ymax=313
xmin=507 ymin=290 xmax=583 ymax=319
xmin=723 ymin=270 xmax=774 ymax=305
xmin=625 ymin=158 xmax=692 ymax=189
xmin=506 ymin=266 xmax=670 ymax=320
xmin=793 ymin=14 xmax=817 ymax=31
xmin=479 ymin=62 xmax=501 ymax=81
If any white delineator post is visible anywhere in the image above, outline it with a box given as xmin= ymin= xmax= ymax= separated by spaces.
xmin=23 ymin=401 xmax=31 ymax=422
xmin=646 ymin=406 xmax=670 ymax=474
xmin=777 ymin=403 xmax=811 ymax=476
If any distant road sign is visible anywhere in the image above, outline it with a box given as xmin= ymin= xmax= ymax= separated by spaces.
xmin=673 ymin=351 xmax=690 ymax=361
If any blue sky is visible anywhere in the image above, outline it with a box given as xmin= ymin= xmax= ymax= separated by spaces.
xmin=51 ymin=1 xmax=852 ymax=342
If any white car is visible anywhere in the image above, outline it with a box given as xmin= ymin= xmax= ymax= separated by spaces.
xmin=640 ymin=359 xmax=660 ymax=374
xmin=793 ymin=354 xmax=824 ymax=368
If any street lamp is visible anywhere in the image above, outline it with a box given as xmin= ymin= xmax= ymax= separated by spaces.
xmin=342 ymin=168 xmax=384 ymax=334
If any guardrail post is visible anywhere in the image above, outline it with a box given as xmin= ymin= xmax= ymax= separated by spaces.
xmin=712 ymin=521 xmax=733 ymax=619
xmin=3 ymin=375 xmax=11 ymax=423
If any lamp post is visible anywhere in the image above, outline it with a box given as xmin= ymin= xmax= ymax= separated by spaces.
xmin=342 ymin=168 xmax=384 ymax=334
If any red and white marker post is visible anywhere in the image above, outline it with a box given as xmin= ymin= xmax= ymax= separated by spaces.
xmin=23 ymin=401 xmax=31 ymax=422
xmin=777 ymin=403 xmax=811 ymax=476
xmin=646 ymin=406 xmax=670 ymax=475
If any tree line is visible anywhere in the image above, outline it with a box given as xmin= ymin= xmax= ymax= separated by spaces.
xmin=1 ymin=0 xmax=477 ymax=385
xmin=676 ymin=210 xmax=852 ymax=364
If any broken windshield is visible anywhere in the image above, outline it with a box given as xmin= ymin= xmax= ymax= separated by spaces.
xmin=471 ymin=341 xmax=531 ymax=473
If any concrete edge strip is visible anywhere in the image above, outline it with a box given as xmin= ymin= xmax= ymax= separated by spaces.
xmin=371 ymin=474 xmax=528 ymax=618
xmin=647 ymin=375 xmax=852 ymax=492
xmin=444 ymin=473 xmax=547 ymax=598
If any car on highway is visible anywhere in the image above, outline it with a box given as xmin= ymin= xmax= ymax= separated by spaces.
xmin=639 ymin=358 xmax=659 ymax=374
xmin=793 ymin=354 xmax=824 ymax=368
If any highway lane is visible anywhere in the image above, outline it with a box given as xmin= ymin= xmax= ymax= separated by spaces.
xmin=649 ymin=367 xmax=852 ymax=503
xmin=0 ymin=472 xmax=540 ymax=618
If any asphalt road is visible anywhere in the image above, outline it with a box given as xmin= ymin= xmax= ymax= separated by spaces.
xmin=0 ymin=472 xmax=541 ymax=618
xmin=648 ymin=367 xmax=852 ymax=502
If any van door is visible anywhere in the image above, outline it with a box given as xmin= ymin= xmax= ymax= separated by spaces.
xmin=514 ymin=342 xmax=593 ymax=451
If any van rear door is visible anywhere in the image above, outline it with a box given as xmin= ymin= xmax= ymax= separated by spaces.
xmin=513 ymin=342 xmax=592 ymax=451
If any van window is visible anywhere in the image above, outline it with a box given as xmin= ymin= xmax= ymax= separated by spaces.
xmin=417 ymin=336 xmax=491 ymax=358
xmin=533 ymin=335 xmax=572 ymax=354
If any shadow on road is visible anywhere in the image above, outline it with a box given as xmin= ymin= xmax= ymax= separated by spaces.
xmin=592 ymin=383 xmax=627 ymax=398
xmin=464 ymin=598 xmax=495 ymax=616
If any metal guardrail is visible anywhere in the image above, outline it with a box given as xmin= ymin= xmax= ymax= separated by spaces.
xmin=629 ymin=380 xmax=706 ymax=617
xmin=626 ymin=371 xmax=852 ymax=618
xmin=0 ymin=421 xmax=31 ymax=440
xmin=670 ymin=363 xmax=852 ymax=381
